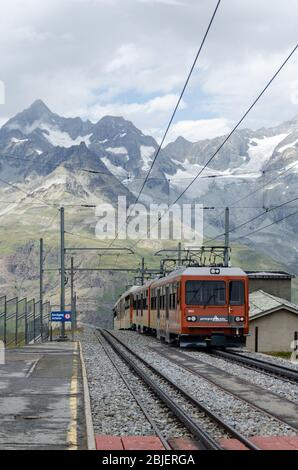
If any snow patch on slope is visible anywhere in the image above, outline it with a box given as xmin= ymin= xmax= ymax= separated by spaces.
xmin=101 ymin=157 xmax=128 ymax=178
xmin=278 ymin=138 xmax=298 ymax=153
xmin=10 ymin=137 xmax=29 ymax=144
xmin=245 ymin=133 xmax=289 ymax=172
xmin=106 ymin=146 xmax=128 ymax=156
xmin=141 ymin=146 xmax=155 ymax=171
xmin=41 ymin=125 xmax=92 ymax=147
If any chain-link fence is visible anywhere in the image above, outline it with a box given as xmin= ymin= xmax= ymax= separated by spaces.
xmin=0 ymin=294 xmax=51 ymax=347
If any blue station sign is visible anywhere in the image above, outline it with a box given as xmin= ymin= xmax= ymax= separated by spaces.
xmin=51 ymin=311 xmax=72 ymax=322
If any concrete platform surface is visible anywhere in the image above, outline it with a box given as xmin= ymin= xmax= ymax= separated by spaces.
xmin=0 ymin=342 xmax=88 ymax=450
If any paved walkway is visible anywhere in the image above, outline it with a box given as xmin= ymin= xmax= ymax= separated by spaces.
xmin=0 ymin=342 xmax=88 ymax=450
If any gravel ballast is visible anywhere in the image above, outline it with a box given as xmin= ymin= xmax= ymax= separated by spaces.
xmin=79 ymin=327 xmax=298 ymax=439
xmin=110 ymin=330 xmax=298 ymax=437
xmin=80 ymin=328 xmax=196 ymax=438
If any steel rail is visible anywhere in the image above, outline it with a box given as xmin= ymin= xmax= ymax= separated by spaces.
xmin=99 ymin=329 xmax=222 ymax=450
xmin=101 ymin=329 xmax=260 ymax=450
xmin=151 ymin=346 xmax=298 ymax=433
xmin=211 ymin=349 xmax=298 ymax=383
xmin=94 ymin=331 xmax=171 ymax=450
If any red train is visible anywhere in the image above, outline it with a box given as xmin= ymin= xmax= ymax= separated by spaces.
xmin=114 ymin=266 xmax=249 ymax=348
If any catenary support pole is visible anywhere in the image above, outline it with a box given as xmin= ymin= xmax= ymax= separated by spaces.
xmin=71 ymin=257 xmax=74 ymax=341
xmin=60 ymin=207 xmax=66 ymax=339
xmin=141 ymin=257 xmax=145 ymax=285
xmin=40 ymin=238 xmax=43 ymax=342
xmin=224 ymin=207 xmax=229 ymax=267
xmin=178 ymin=242 xmax=182 ymax=267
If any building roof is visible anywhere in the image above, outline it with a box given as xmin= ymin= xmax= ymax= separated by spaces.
xmin=249 ymin=290 xmax=298 ymax=319
xmin=246 ymin=271 xmax=295 ymax=280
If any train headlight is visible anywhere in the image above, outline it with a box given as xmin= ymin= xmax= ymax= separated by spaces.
xmin=187 ymin=316 xmax=197 ymax=322
xmin=234 ymin=316 xmax=245 ymax=322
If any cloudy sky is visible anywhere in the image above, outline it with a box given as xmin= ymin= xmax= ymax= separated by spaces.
xmin=0 ymin=0 xmax=297 ymax=142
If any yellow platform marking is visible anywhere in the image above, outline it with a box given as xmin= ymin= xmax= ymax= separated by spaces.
xmin=67 ymin=342 xmax=78 ymax=450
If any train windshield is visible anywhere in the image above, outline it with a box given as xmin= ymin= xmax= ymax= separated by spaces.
xmin=185 ymin=281 xmax=226 ymax=306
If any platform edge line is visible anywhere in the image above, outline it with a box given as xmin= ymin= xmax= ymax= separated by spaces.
xmin=79 ymin=340 xmax=96 ymax=450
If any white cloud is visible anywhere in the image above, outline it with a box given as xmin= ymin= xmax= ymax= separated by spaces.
xmin=167 ymin=118 xmax=230 ymax=142
xmin=138 ymin=0 xmax=185 ymax=5
xmin=76 ymin=94 xmax=186 ymax=136
xmin=105 ymin=44 xmax=140 ymax=72
xmin=0 ymin=0 xmax=298 ymax=140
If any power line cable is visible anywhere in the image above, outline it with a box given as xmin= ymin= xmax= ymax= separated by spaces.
xmin=109 ymin=0 xmax=222 ymax=248
xmin=129 ymin=43 xmax=298 ymax=249
xmin=230 ymin=160 xmax=298 ymax=207
xmin=205 ymin=194 xmax=298 ymax=244
xmin=130 ymin=0 xmax=222 ymax=208
xmin=167 ymin=44 xmax=298 ymax=208
xmin=231 ymin=208 xmax=298 ymax=242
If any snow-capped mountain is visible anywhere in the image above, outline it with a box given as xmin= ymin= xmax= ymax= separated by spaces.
xmin=0 ymin=99 xmax=297 ymax=273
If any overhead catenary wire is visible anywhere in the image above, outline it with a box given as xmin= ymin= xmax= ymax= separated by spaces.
xmin=108 ymin=0 xmax=222 ymax=248
xmin=231 ymin=208 xmax=298 ymax=243
xmin=229 ymin=160 xmax=298 ymax=207
xmin=166 ymin=44 xmax=298 ymax=208
xmin=129 ymin=42 xmax=298 ymax=250
xmin=205 ymin=194 xmax=298 ymax=244
xmin=129 ymin=0 xmax=222 ymax=207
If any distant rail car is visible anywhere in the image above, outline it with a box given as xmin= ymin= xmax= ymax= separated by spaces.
xmin=113 ymin=267 xmax=249 ymax=348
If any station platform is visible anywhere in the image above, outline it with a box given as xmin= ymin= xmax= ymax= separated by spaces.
xmin=0 ymin=342 xmax=95 ymax=450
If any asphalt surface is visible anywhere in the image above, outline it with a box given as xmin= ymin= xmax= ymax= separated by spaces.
xmin=0 ymin=342 xmax=87 ymax=450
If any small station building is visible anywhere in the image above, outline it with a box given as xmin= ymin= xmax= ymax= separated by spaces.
xmin=246 ymin=290 xmax=298 ymax=353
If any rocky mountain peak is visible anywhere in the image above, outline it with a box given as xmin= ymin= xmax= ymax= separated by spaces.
xmin=3 ymin=99 xmax=54 ymax=132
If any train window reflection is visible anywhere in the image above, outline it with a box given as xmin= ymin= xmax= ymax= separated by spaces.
xmin=229 ymin=281 xmax=244 ymax=305
xmin=185 ymin=281 xmax=226 ymax=306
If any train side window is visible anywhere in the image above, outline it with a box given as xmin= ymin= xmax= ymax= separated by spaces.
xmin=177 ymin=283 xmax=180 ymax=305
xmin=229 ymin=281 xmax=244 ymax=305
xmin=157 ymin=289 xmax=161 ymax=318
xmin=165 ymin=286 xmax=169 ymax=319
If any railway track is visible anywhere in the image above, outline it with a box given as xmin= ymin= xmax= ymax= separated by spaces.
xmin=147 ymin=344 xmax=298 ymax=432
xmin=210 ymin=349 xmax=298 ymax=383
xmin=98 ymin=329 xmax=260 ymax=451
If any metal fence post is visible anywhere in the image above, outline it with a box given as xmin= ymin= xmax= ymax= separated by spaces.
xmin=40 ymin=238 xmax=43 ymax=343
xmin=74 ymin=293 xmax=77 ymax=329
xmin=24 ymin=299 xmax=28 ymax=345
xmin=255 ymin=326 xmax=259 ymax=353
xmin=4 ymin=296 xmax=7 ymax=346
xmin=33 ymin=300 xmax=36 ymax=343
xmin=15 ymin=297 xmax=18 ymax=347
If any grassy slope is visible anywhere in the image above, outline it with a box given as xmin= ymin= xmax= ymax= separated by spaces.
xmin=0 ymin=206 xmax=297 ymax=329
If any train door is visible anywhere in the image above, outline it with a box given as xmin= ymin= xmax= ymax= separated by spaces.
xmin=156 ymin=288 xmax=161 ymax=339
xmin=165 ymin=285 xmax=170 ymax=342
xmin=228 ymin=279 xmax=246 ymax=332
xmin=140 ymin=293 xmax=144 ymax=333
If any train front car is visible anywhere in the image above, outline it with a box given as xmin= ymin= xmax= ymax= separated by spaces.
xmin=180 ymin=267 xmax=249 ymax=348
